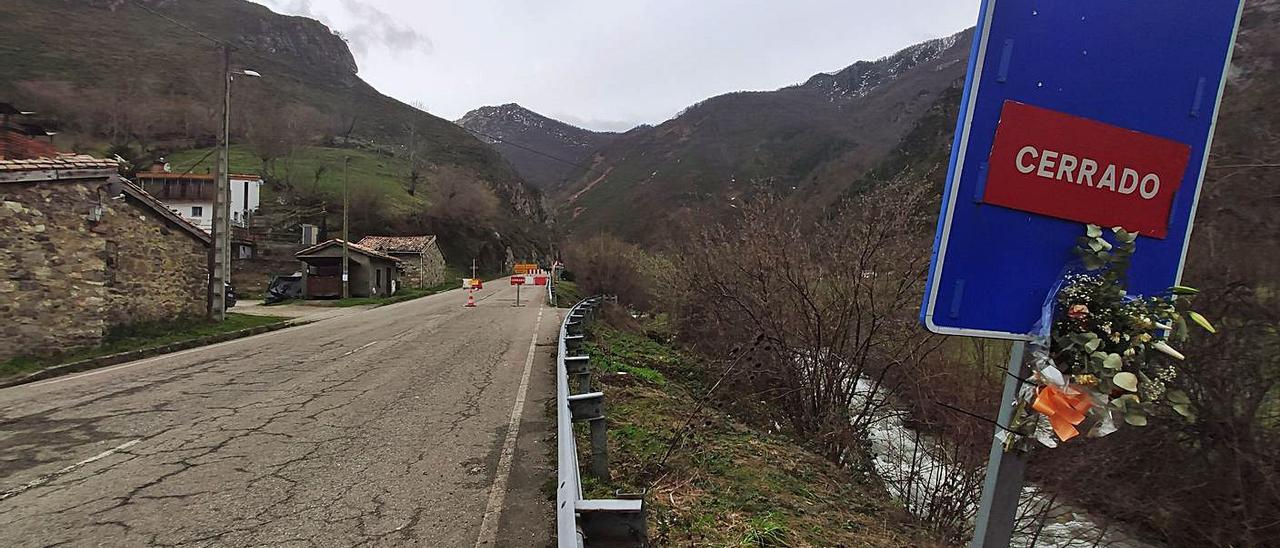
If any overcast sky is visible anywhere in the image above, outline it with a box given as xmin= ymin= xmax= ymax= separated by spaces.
xmin=252 ymin=1 xmax=978 ymax=132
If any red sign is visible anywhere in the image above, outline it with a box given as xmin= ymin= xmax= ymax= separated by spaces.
xmin=533 ymin=275 xmax=548 ymax=286
xmin=982 ymin=101 xmax=1191 ymax=238
xmin=510 ymin=276 xmax=526 ymax=286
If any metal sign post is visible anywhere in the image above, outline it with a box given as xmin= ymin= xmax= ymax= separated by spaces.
xmin=970 ymin=341 xmax=1027 ymax=547
xmin=918 ymin=2 xmax=1245 ymax=546
xmin=511 ymin=274 xmax=528 ymax=307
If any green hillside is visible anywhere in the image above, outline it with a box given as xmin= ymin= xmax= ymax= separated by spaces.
xmin=168 ymin=145 xmax=424 ymax=215
xmin=0 ymin=0 xmax=545 ymax=270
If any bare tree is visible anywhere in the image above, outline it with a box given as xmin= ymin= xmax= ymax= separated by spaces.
xmin=425 ymin=166 xmax=500 ymax=225
xmin=674 ymin=181 xmax=942 ymax=460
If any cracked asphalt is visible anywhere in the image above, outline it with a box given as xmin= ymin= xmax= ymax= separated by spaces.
xmin=0 ymin=282 xmax=559 ymax=547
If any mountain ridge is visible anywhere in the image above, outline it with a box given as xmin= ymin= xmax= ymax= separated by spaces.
xmin=548 ymin=29 xmax=974 ymax=242
xmin=0 ymin=0 xmax=547 ymax=269
xmin=457 ymin=103 xmax=618 ymax=191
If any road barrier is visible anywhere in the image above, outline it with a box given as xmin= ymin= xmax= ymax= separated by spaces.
xmin=555 ymin=296 xmax=646 ymax=547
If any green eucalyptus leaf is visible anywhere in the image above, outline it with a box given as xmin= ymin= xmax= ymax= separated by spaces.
xmin=1173 ymin=404 xmax=1196 ymax=421
xmin=1125 ymin=412 xmax=1149 ymax=427
xmin=1085 ymin=338 xmax=1102 ymax=352
xmin=1113 ymin=372 xmax=1139 ymax=392
xmin=1103 ymin=353 xmax=1124 ymax=370
xmin=1087 ymin=225 xmax=1103 ymax=238
xmin=1187 ymin=311 xmax=1217 ymax=334
xmin=1174 ymin=316 xmax=1190 ymax=343
xmin=1170 ymin=285 xmax=1200 ymax=295
xmin=1167 ymin=390 xmax=1191 ymax=405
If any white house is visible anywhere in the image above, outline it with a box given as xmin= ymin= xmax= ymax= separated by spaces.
xmin=134 ymin=165 xmax=262 ymax=232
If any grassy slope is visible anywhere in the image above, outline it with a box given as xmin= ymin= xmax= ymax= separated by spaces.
xmin=0 ymin=313 xmax=285 ymax=380
xmin=580 ymin=322 xmax=937 ymax=547
xmin=167 ymin=144 xmax=424 ymax=215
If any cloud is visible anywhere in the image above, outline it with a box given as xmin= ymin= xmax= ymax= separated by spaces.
xmin=258 ymin=0 xmax=320 ymax=20
xmin=552 ymin=113 xmax=639 ymax=134
xmin=336 ymin=0 xmax=433 ymax=57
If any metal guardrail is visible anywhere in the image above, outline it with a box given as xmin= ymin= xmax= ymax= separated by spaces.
xmin=555 ymin=296 xmax=645 ymax=547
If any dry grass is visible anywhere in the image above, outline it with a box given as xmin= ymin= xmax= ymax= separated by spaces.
xmin=579 ymin=322 xmax=944 ymax=547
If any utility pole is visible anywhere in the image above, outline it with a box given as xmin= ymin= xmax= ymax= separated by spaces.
xmin=342 ymin=156 xmax=351 ymax=300
xmin=208 ymin=45 xmax=259 ymax=320
xmin=209 ymin=45 xmax=231 ymax=321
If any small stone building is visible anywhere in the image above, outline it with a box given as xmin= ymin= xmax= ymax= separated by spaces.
xmin=356 ymin=235 xmax=447 ymax=289
xmin=0 ymin=155 xmax=212 ymax=362
xmin=295 ymin=239 xmax=400 ymax=299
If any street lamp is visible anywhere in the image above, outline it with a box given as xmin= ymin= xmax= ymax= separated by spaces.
xmin=210 ymin=44 xmax=261 ymax=321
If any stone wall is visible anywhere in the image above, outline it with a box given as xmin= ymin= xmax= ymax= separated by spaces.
xmin=0 ymin=179 xmax=110 ymax=359
xmin=394 ymin=243 xmax=448 ymax=289
xmin=0 ymin=177 xmax=209 ymax=362
xmin=103 ymin=196 xmax=209 ymax=328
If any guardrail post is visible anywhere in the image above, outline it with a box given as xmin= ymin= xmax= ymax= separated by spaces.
xmin=568 ymin=392 xmax=609 ymax=479
xmin=588 ymin=417 xmax=609 ymax=480
xmin=565 ymin=355 xmax=592 ymax=394
xmin=577 ymin=499 xmax=646 ymax=547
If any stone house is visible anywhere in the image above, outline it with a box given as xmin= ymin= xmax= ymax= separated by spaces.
xmin=295 ymin=239 xmax=400 ymax=299
xmin=0 ymin=155 xmax=212 ymax=362
xmin=356 ymin=235 xmax=448 ymax=289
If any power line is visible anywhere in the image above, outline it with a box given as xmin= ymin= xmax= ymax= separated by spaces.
xmin=460 ymin=126 xmax=597 ymax=173
xmin=127 ymin=0 xmax=230 ymax=48
xmin=172 ymin=147 xmax=217 ymax=178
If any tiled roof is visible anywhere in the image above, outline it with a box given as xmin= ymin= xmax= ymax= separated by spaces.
xmin=296 ymin=239 xmax=401 ymax=263
xmin=119 ymin=180 xmax=212 ymax=246
xmin=356 ymin=235 xmax=437 ymax=254
xmin=134 ymin=172 xmax=260 ymax=181
xmin=0 ymin=154 xmax=120 ymax=172
xmin=134 ymin=172 xmax=215 ymax=181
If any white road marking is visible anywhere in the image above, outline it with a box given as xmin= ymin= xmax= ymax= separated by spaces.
xmin=15 ymin=323 xmax=311 ymax=389
xmin=0 ymin=439 xmax=141 ymax=502
xmin=474 ymin=303 xmax=544 ymax=547
xmin=340 ymin=341 xmax=380 ymax=358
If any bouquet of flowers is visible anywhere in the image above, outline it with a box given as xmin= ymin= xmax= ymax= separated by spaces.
xmin=1007 ymin=225 xmax=1214 ymax=449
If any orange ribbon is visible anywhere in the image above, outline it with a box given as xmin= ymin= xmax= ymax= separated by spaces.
xmin=1032 ymin=385 xmax=1094 ymax=442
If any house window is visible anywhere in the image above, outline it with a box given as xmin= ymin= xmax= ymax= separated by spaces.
xmin=191 ymin=206 xmax=204 ymax=217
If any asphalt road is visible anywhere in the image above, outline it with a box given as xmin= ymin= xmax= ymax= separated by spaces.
xmin=0 ymin=282 xmax=560 ymax=547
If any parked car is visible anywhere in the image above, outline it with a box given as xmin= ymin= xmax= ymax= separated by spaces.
xmin=264 ymin=274 xmax=304 ymax=305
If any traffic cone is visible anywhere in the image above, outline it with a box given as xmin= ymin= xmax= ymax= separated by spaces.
xmin=465 ymin=288 xmax=477 ymax=308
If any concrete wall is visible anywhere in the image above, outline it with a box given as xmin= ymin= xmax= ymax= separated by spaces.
xmin=0 ymin=177 xmax=209 ymax=361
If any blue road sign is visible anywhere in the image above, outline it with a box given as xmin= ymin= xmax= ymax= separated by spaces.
xmin=922 ymin=0 xmax=1245 ymax=339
